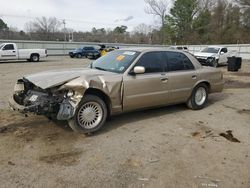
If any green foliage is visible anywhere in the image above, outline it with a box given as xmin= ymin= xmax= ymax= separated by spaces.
xmin=166 ymin=0 xmax=199 ymax=44
xmin=0 ymin=18 xmax=9 ymax=30
xmin=164 ymin=0 xmax=250 ymax=44
xmin=193 ymin=9 xmax=212 ymax=43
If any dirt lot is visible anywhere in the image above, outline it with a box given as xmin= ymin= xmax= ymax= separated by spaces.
xmin=0 ymin=56 xmax=250 ymax=188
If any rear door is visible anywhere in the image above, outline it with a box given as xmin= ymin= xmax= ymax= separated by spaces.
xmin=165 ymin=51 xmax=198 ymax=103
xmin=0 ymin=44 xmax=17 ymax=60
xmin=85 ymin=47 xmax=94 ymax=55
xmin=123 ymin=51 xmax=170 ymax=111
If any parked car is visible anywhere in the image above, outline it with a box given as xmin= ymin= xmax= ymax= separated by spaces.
xmin=98 ymin=44 xmax=119 ymax=56
xmin=169 ymin=46 xmax=189 ymax=52
xmin=0 ymin=43 xmax=47 ymax=62
xmin=69 ymin=46 xmax=100 ymax=59
xmin=9 ymin=48 xmax=223 ymax=134
xmin=194 ymin=46 xmax=238 ymax=67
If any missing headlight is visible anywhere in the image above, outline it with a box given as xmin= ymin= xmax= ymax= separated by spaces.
xmin=66 ymin=90 xmax=75 ymax=97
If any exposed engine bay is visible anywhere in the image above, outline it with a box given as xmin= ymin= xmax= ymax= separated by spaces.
xmin=11 ymin=79 xmax=77 ymax=120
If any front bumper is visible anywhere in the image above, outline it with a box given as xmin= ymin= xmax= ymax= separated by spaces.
xmin=196 ymin=57 xmax=216 ymax=66
xmin=9 ymin=94 xmax=76 ymax=120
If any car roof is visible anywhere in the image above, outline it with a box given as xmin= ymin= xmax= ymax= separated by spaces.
xmin=118 ymin=47 xmax=180 ymax=53
xmin=207 ymin=46 xmax=224 ymax=49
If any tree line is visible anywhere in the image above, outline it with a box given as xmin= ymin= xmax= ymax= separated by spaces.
xmin=0 ymin=0 xmax=250 ymax=45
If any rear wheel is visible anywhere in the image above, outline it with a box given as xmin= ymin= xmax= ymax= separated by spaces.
xmin=30 ymin=54 xmax=40 ymax=62
xmin=187 ymin=84 xmax=208 ymax=110
xmin=68 ymin=95 xmax=107 ymax=134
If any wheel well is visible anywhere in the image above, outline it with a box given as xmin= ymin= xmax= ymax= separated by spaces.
xmin=84 ymin=88 xmax=111 ymax=117
xmin=199 ymin=81 xmax=211 ymax=93
xmin=31 ymin=53 xmax=40 ymax=58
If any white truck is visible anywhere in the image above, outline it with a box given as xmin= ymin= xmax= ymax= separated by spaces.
xmin=194 ymin=46 xmax=238 ymax=67
xmin=0 ymin=43 xmax=47 ymax=62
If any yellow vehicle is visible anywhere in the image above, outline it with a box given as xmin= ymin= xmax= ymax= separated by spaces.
xmin=99 ymin=44 xmax=119 ymax=56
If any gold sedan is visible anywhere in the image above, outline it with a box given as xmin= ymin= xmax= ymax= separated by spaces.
xmin=9 ymin=48 xmax=224 ymax=134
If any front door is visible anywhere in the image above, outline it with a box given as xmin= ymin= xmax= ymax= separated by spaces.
xmin=0 ymin=44 xmax=18 ymax=60
xmin=219 ymin=48 xmax=228 ymax=64
xmin=0 ymin=44 xmax=17 ymax=60
xmin=123 ymin=51 xmax=170 ymax=111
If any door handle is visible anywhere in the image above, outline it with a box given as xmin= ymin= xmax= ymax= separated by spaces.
xmin=13 ymin=51 xmax=16 ymax=53
xmin=192 ymin=75 xmax=197 ymax=79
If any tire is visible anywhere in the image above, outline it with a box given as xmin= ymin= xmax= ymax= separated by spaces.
xmin=68 ymin=94 xmax=107 ymax=134
xmin=77 ymin=54 xmax=82 ymax=58
xmin=213 ymin=59 xmax=219 ymax=67
xmin=187 ymin=83 xmax=208 ymax=110
xmin=30 ymin=54 xmax=40 ymax=62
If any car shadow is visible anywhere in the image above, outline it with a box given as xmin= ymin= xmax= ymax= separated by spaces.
xmin=96 ymin=93 xmax=230 ymax=135
xmin=0 ymin=60 xmax=47 ymax=64
xmin=99 ymin=104 xmax=186 ymax=134
xmin=51 ymin=92 xmax=229 ymax=135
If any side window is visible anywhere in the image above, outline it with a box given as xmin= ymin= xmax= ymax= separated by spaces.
xmin=3 ymin=44 xmax=14 ymax=50
xmin=221 ymin=48 xmax=228 ymax=53
xmin=166 ymin=51 xmax=194 ymax=72
xmin=182 ymin=53 xmax=195 ymax=70
xmin=85 ymin=47 xmax=94 ymax=51
xmin=136 ymin=52 xmax=165 ymax=73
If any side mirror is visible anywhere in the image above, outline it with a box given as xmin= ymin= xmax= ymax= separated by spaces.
xmin=133 ymin=66 xmax=145 ymax=74
xmin=220 ymin=51 xmax=225 ymax=55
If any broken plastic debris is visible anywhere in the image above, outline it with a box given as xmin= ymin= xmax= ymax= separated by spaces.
xmin=138 ymin=178 xmax=149 ymax=181
xmin=201 ymin=183 xmax=218 ymax=187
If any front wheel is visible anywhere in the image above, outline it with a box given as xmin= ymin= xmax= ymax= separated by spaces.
xmin=68 ymin=95 xmax=107 ymax=134
xmin=213 ymin=59 xmax=219 ymax=67
xmin=187 ymin=84 xmax=208 ymax=110
xmin=77 ymin=54 xmax=82 ymax=58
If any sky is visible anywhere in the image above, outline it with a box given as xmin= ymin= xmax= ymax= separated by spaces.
xmin=0 ymin=0 xmax=159 ymax=32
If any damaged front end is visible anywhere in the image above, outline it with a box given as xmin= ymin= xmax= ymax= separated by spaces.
xmin=9 ymin=79 xmax=82 ymax=121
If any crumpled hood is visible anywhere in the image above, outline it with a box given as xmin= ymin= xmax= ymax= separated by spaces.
xmin=24 ymin=68 xmax=117 ymax=89
xmin=194 ymin=52 xmax=217 ymax=58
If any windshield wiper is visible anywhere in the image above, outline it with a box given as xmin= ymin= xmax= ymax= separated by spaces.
xmin=94 ymin=67 xmax=108 ymax=71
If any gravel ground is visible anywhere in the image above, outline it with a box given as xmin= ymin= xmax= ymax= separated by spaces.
xmin=0 ymin=56 xmax=250 ymax=188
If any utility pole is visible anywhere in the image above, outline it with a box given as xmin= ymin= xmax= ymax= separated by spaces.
xmin=62 ymin=19 xmax=66 ymax=42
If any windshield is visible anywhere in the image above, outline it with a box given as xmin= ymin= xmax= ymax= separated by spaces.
xmin=201 ymin=47 xmax=220 ymax=54
xmin=92 ymin=50 xmax=140 ymax=73
xmin=0 ymin=43 xmax=4 ymax=49
xmin=75 ymin=48 xmax=82 ymax=51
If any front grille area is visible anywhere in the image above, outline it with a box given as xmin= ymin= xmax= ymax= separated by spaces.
xmin=197 ymin=58 xmax=208 ymax=65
